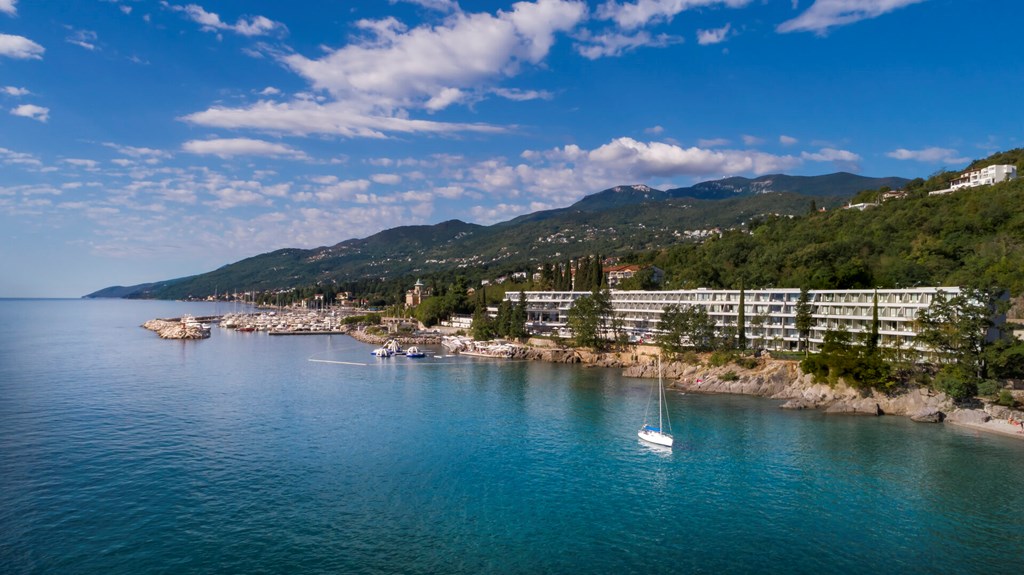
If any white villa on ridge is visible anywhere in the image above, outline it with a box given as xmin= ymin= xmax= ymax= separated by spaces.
xmin=931 ymin=164 xmax=1017 ymax=195
xmin=505 ymin=287 xmax=999 ymax=354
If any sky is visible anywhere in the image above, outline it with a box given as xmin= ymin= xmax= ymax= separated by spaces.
xmin=1 ymin=0 xmax=1022 ymax=297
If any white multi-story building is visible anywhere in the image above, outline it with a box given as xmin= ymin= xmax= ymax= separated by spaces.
xmin=949 ymin=164 xmax=1017 ymax=191
xmin=507 ymin=287 xmax=978 ymax=354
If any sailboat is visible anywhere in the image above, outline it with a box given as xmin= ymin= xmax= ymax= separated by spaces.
xmin=638 ymin=356 xmax=674 ymax=447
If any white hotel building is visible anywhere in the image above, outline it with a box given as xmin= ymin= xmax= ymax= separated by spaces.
xmin=507 ymin=287 xmax=972 ymax=353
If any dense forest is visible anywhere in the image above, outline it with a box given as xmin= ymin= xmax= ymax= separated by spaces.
xmin=638 ymin=172 xmax=1024 ymax=296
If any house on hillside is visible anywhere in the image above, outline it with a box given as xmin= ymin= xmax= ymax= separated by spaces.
xmin=604 ymin=264 xmax=664 ymax=288
xmin=930 ymin=164 xmax=1018 ymax=195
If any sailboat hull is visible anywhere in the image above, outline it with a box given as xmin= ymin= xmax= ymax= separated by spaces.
xmin=638 ymin=428 xmax=674 ymax=447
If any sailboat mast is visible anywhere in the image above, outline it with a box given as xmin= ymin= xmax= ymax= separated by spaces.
xmin=658 ymin=356 xmax=663 ymax=431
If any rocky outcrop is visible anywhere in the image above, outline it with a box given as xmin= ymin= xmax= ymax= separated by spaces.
xmin=142 ymin=319 xmax=210 ymax=340
xmin=946 ymin=409 xmax=991 ymax=425
xmin=910 ymin=408 xmax=944 ymax=423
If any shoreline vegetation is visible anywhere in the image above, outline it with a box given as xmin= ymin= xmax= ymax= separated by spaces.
xmin=342 ymin=327 xmax=1024 ymax=442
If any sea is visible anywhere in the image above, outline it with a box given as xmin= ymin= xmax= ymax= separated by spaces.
xmin=1 ymin=298 xmax=1023 ymax=574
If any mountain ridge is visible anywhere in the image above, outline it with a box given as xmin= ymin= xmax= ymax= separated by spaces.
xmin=85 ymin=171 xmax=909 ymax=299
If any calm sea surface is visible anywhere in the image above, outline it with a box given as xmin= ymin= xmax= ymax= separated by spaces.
xmin=1 ymin=298 xmax=1023 ymax=574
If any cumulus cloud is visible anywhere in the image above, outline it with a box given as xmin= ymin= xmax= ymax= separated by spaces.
xmin=314 ymin=179 xmax=372 ymax=203
xmin=801 ymin=147 xmax=861 ymax=171
xmin=588 ymin=137 xmax=801 ymax=178
xmin=183 ymin=1 xmax=585 ymax=138
xmin=0 ymin=33 xmax=45 ymax=59
xmin=741 ymin=134 xmax=763 ymax=146
xmin=886 ymin=147 xmax=968 ymax=164
xmin=696 ymin=23 xmax=731 ymax=45
xmin=167 ymin=3 xmax=287 ymax=37
xmin=10 ymin=104 xmax=49 ymax=122
xmin=778 ymin=0 xmax=928 ymax=34
xmin=3 ymin=86 xmax=29 ymax=96
xmin=371 ymin=173 xmax=402 ymax=185
xmin=182 ymin=138 xmax=308 ymax=159
xmin=0 ymin=0 xmax=15 ymax=16
xmin=779 ymin=134 xmax=798 ymax=145
xmin=644 ymin=125 xmax=665 ymax=135
xmin=596 ymin=0 xmax=751 ymax=30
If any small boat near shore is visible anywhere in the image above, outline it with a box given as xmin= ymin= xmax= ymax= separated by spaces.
xmin=639 ymin=357 xmax=674 ymax=448
xmin=405 ymin=346 xmax=426 ymax=358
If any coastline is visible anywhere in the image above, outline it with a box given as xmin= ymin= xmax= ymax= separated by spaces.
xmin=346 ymin=330 xmax=1024 ymax=443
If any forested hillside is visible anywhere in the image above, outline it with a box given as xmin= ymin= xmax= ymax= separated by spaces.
xmin=645 ymin=175 xmax=1024 ymax=295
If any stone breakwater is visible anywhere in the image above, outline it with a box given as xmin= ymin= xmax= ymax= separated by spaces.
xmin=345 ymin=327 xmax=442 ymax=347
xmin=142 ymin=319 xmax=210 ymax=340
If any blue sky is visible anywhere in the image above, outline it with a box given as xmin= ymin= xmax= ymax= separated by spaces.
xmin=1 ymin=0 xmax=1021 ymax=297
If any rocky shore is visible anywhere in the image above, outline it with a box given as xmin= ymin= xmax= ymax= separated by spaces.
xmin=453 ymin=336 xmax=1024 ymax=440
xmin=142 ymin=318 xmax=210 ymax=340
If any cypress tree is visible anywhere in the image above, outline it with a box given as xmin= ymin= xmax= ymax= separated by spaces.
xmin=738 ymin=284 xmax=746 ymax=350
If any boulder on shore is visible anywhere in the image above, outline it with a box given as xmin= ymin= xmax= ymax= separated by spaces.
xmin=910 ymin=408 xmax=944 ymax=423
xmin=824 ymin=399 xmax=881 ymax=416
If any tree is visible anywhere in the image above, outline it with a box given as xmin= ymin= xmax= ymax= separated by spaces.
xmin=795 ymin=287 xmax=813 ymax=355
xmin=566 ymin=294 xmax=602 ymax=349
xmin=916 ymin=288 xmax=994 ymax=379
xmin=737 ymin=285 xmax=747 ymax=350
xmin=508 ymin=291 xmax=529 ymax=340
xmin=471 ymin=306 xmax=495 ymax=341
xmin=657 ymin=303 xmax=717 ymax=355
xmin=866 ymin=289 xmax=880 ymax=356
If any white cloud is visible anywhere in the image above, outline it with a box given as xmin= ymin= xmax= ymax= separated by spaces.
xmin=0 ymin=33 xmax=45 ymax=59
xmin=801 ymin=147 xmax=861 ymax=171
xmin=596 ymin=0 xmax=751 ymax=30
xmin=258 ymin=86 xmax=281 ymax=96
xmin=424 ymin=87 xmax=466 ymax=112
xmin=644 ymin=125 xmax=665 ymax=135
xmin=0 ymin=146 xmax=42 ymax=167
xmin=574 ymin=29 xmax=681 ymax=59
xmin=284 ymin=1 xmax=585 ymax=105
xmin=184 ymin=2 xmax=585 ymax=137
xmin=801 ymin=147 xmax=860 ymax=162
xmin=698 ymin=138 xmax=730 ymax=147
xmin=205 ymin=187 xmax=270 ymax=210
xmin=66 ymin=28 xmax=99 ymax=51
xmin=741 ymin=134 xmax=763 ymax=146
xmin=167 ymin=3 xmax=286 ymax=37
xmin=696 ymin=23 xmax=731 ymax=45
xmin=183 ymin=99 xmax=508 ymax=138
xmin=182 ymin=138 xmax=308 ymax=160
xmin=779 ymin=134 xmax=798 ymax=145
xmin=103 ymin=142 xmax=172 ymax=159
xmin=10 ymin=104 xmax=49 ymax=122
xmin=3 ymin=86 xmax=29 ymax=96
xmin=886 ymin=147 xmax=968 ymax=164
xmin=120 ymin=5 xmax=132 ymax=15
xmin=389 ymin=0 xmax=460 ymax=11
xmin=778 ymin=0 xmax=928 ymax=34
xmin=587 ymin=137 xmax=800 ymax=178
xmin=492 ymin=87 xmax=553 ymax=101
xmin=314 ymin=179 xmax=372 ymax=203
xmin=371 ymin=173 xmax=402 ymax=185
xmin=63 ymin=158 xmax=100 ymax=170
xmin=0 ymin=0 xmax=15 ymax=16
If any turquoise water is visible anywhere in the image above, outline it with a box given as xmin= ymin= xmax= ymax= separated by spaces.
xmin=1 ymin=299 xmax=1023 ymax=574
